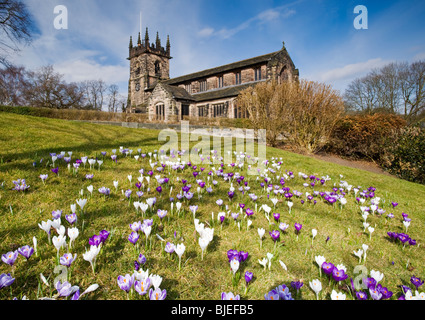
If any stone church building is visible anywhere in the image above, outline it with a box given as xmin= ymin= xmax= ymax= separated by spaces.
xmin=127 ymin=28 xmax=299 ymax=122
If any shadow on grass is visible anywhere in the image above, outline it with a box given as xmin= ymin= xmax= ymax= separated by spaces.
xmin=0 ymin=136 xmax=161 ymax=172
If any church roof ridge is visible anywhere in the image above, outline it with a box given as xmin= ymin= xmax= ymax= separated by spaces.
xmin=163 ymin=49 xmax=282 ymax=85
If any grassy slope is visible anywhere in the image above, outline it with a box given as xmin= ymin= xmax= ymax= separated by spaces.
xmin=0 ymin=112 xmax=424 ymax=300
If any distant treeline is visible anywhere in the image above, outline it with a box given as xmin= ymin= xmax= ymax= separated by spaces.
xmin=0 ymin=64 xmax=126 ymax=112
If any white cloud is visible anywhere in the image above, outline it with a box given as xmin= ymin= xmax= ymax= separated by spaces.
xmin=198 ymin=27 xmax=215 ymax=38
xmin=319 ymin=58 xmax=390 ymax=83
xmin=54 ymin=59 xmax=128 ymax=85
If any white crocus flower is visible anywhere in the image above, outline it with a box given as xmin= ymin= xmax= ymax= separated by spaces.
xmin=52 ymin=234 xmax=66 ymax=255
xmin=403 ymin=220 xmax=410 ymax=232
xmin=33 ymin=236 xmax=38 ymax=256
xmin=198 ymin=237 xmax=210 ymax=260
xmin=312 ymin=229 xmax=318 ymax=245
xmin=76 ymin=199 xmax=87 ymax=212
xmin=38 ymin=220 xmax=52 ymax=242
xmin=68 ymin=227 xmax=79 ymax=249
xmin=279 ymin=260 xmax=287 ymax=271
xmin=331 ymin=290 xmax=346 ymax=300
xmin=362 ymin=244 xmax=369 ymax=262
xmin=266 ymin=252 xmax=273 ymax=270
xmin=175 ymin=243 xmax=186 ymax=270
xmin=230 ymin=259 xmax=240 ymax=274
xmin=113 ymin=180 xmax=119 ymax=191
xmin=353 ymin=249 xmax=363 ymax=263
xmin=150 ymin=274 xmax=163 ymax=290
xmin=287 ymin=201 xmax=293 ymax=213
xmin=83 ymin=245 xmax=101 ymax=274
xmin=70 ymin=204 xmax=77 ymax=214
xmin=258 ymin=258 xmax=268 ymax=270
xmin=309 ymin=279 xmax=322 ymax=300
xmin=368 ymin=226 xmax=375 ymax=239
xmin=370 ymin=270 xmax=384 ymax=283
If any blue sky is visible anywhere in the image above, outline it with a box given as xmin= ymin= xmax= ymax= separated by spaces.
xmin=11 ymin=0 xmax=425 ymax=96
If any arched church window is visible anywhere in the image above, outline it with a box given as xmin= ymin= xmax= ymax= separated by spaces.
xmin=155 ymin=61 xmax=161 ymax=76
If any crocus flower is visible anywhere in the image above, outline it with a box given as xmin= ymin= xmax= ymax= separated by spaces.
xmin=0 ymin=273 xmax=15 ymax=289
xmin=332 ymin=268 xmax=348 ymax=282
xmin=17 ymin=245 xmax=34 ymax=261
xmin=134 ymin=278 xmax=151 ymax=296
xmin=55 ymin=280 xmax=77 ymax=297
xmin=411 ymin=276 xmax=424 ymax=289
xmin=221 ymin=292 xmax=240 ymax=300
xmin=60 ymin=253 xmax=77 ymax=267
xmin=269 ymin=230 xmax=280 ymax=243
xmin=128 ymin=232 xmax=139 ymax=245
xmin=117 ymin=274 xmax=134 ymax=293
xmin=245 ymin=271 xmax=253 ymax=284
xmin=309 ymin=279 xmax=322 ymax=300
xmin=149 ymin=288 xmax=167 ymax=300
xmin=331 ymin=290 xmax=346 ymax=300
xmin=175 ymin=243 xmax=185 ymax=270
xmin=65 ymin=213 xmax=77 ymax=225
xmin=264 ymin=290 xmax=280 ymax=300
xmin=322 ymin=262 xmax=335 ymax=275
xmin=1 ymin=251 xmax=18 ymax=266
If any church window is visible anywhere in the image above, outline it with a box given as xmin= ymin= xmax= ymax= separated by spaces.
xmin=254 ymin=67 xmax=261 ymax=81
xmin=154 ymin=61 xmax=161 ymax=76
xmin=235 ymin=72 xmax=241 ymax=85
xmin=199 ymin=80 xmax=207 ymax=92
xmin=218 ymin=76 xmax=224 ymax=88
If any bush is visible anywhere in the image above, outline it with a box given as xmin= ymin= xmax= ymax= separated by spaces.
xmin=325 ymin=113 xmax=407 ymax=161
xmin=381 ymin=127 xmax=425 ymax=184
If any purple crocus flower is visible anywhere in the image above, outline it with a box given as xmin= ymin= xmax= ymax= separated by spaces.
xmin=273 ymin=213 xmax=280 ymax=221
xmin=117 ymin=274 xmax=134 ymax=293
xmin=89 ymin=234 xmax=103 ymax=247
xmin=136 ymin=254 xmax=146 ymax=266
xmin=128 ymin=232 xmax=139 ymax=245
xmin=52 ymin=210 xmax=62 ymax=219
xmin=411 ymin=276 xmax=424 ymax=289
xmin=291 ymin=280 xmax=304 ymax=291
xmin=0 ymin=273 xmax=15 ymax=289
xmin=165 ymin=242 xmax=175 ymax=254
xmin=17 ymin=245 xmax=34 ymax=261
xmin=51 ymin=167 xmax=59 ymax=175
xmin=264 ymin=289 xmax=280 ymax=300
xmin=245 ymin=271 xmax=253 ymax=284
xmin=1 ymin=251 xmax=18 ymax=266
xmin=156 ymin=186 xmax=162 ymax=194
xmin=369 ymin=287 xmax=383 ymax=300
xmin=99 ymin=230 xmax=110 ymax=243
xmin=363 ymin=277 xmax=377 ymax=290
xmin=221 ymin=292 xmax=240 ymax=300
xmin=321 ymin=262 xmax=335 ymax=275
xmin=227 ymin=191 xmax=234 ymax=199
xmin=269 ymin=230 xmax=280 ymax=242
xmin=356 ymin=291 xmax=368 ymax=300
xmin=391 ymin=202 xmax=398 ymax=208
xmin=65 ymin=213 xmax=77 ymax=225
xmin=55 ymin=280 xmax=75 ymax=297
xmin=332 ymin=268 xmax=348 ymax=282
xmin=377 ymin=284 xmax=393 ymax=300
xmin=239 ymin=251 xmax=249 ymax=262
xmin=135 ymin=278 xmax=151 ymax=296
xmin=149 ymin=288 xmax=167 ymax=300
xmin=60 ymin=253 xmax=77 ymax=267
xmin=294 ymin=223 xmax=302 ymax=233
xmin=125 ymin=189 xmax=132 ymax=199
xmin=245 ymin=208 xmax=254 ymax=216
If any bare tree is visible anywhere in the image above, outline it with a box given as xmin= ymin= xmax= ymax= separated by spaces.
xmin=107 ymin=84 xmax=119 ymax=112
xmin=0 ymin=63 xmax=27 ymax=105
xmin=82 ymin=79 xmax=107 ymax=111
xmin=23 ymin=65 xmax=84 ymax=109
xmin=344 ymin=60 xmax=425 ymax=124
xmin=0 ymin=0 xmax=34 ymax=67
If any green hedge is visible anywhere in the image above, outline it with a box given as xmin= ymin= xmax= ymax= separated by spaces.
xmin=381 ymin=127 xmax=425 ymax=184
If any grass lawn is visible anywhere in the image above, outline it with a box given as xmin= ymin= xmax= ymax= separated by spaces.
xmin=0 ymin=112 xmax=424 ymax=300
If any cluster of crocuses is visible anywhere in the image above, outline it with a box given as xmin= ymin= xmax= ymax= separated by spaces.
xmin=387 ymin=231 xmax=417 ymax=247
xmin=117 ymin=253 xmax=166 ymax=300
xmin=398 ymin=276 xmax=425 ymax=300
xmin=128 ymin=219 xmax=153 ymax=250
xmin=264 ymin=283 xmax=294 ymax=300
xmin=11 ymin=179 xmax=30 ymax=191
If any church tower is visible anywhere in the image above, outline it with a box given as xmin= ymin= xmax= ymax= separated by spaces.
xmin=127 ymin=27 xmax=171 ymax=113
